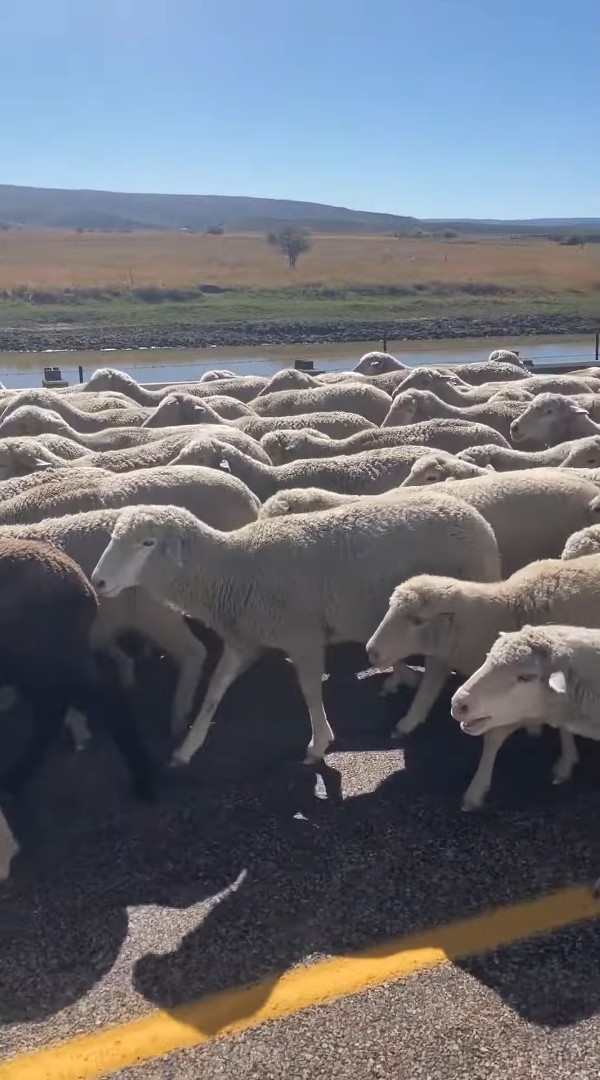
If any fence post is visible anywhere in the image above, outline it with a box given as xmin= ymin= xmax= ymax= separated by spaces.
xmin=78 ymin=366 xmax=84 ymax=383
xmin=382 ymin=334 xmax=388 ymax=353
xmin=595 ymin=331 xmax=599 ymax=365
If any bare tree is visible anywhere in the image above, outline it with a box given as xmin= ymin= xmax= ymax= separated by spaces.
xmin=267 ymin=227 xmax=311 ymax=268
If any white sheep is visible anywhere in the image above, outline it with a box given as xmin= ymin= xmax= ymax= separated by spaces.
xmin=90 ymin=493 xmax=500 ymax=767
xmin=0 ymin=464 xmax=260 ymax=526
xmin=256 ymin=469 xmax=600 ymax=576
xmin=366 ymin=555 xmax=600 ymax=808
xmin=352 ymin=351 xmax=405 ymax=375
xmin=239 ymin=411 xmax=376 ymax=441
xmin=511 ymin=395 xmax=600 ymax=447
xmin=260 ymin=419 xmax=510 ymax=463
xmin=171 ymin=438 xmax=464 ymax=500
xmin=250 ymin=384 xmax=392 ymax=425
xmin=450 ymin=622 xmax=600 ymax=746
xmin=80 ymin=367 xmax=268 ymax=403
xmin=458 ymin=437 xmax=600 ymax=471
xmin=0 ymin=408 xmax=236 ymax=451
xmin=0 ymin=387 xmax=135 ymax=415
xmin=257 ymin=369 xmax=319 ymax=395
xmin=562 ymin=524 xmax=600 ymax=559
xmin=385 ymin=388 xmax=526 ymax=440
xmin=390 ymin=367 xmax=533 ymax=405
xmin=200 ymin=369 xmax=236 ymax=381
xmin=400 ymin=453 xmax=492 ymax=486
xmin=0 ymin=511 xmax=208 ymax=736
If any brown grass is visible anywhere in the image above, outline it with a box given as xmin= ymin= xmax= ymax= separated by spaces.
xmin=0 ymin=230 xmax=599 ymax=293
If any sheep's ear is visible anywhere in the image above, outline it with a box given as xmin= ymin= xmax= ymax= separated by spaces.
xmin=573 ymin=406 xmax=589 ymax=416
xmin=548 ymin=671 xmax=567 ymax=695
xmin=484 ymin=464 xmax=495 ymax=472
xmin=193 ymin=404 xmax=207 ymax=414
xmin=219 ymin=458 xmax=231 ymax=472
xmin=163 ymin=535 xmax=183 ymax=567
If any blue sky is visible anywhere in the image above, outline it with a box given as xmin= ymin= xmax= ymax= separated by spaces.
xmin=1 ymin=0 xmax=598 ymax=218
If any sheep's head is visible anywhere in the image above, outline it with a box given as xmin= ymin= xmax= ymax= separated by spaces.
xmin=199 ymin=369 xmax=236 ymax=382
xmin=261 ymin=487 xmax=347 ymax=517
xmin=451 ymin=626 xmax=566 ymax=736
xmin=384 ymin=389 xmax=429 ymax=426
xmin=0 ymin=406 xmax=67 ymax=437
xmin=145 ymin=395 xmax=223 ymax=429
xmin=510 ymin=394 xmax=586 ymax=444
xmin=84 ymin=367 xmax=129 ymax=393
xmin=394 ymin=367 xmax=455 ymax=393
xmin=0 ymin=440 xmax=61 ymax=479
xmin=367 ymin=575 xmax=463 ymax=671
xmin=562 ymin=527 xmax=600 ymax=560
xmin=560 ymin=436 xmax=600 ymax=468
xmin=353 ymin=352 xmax=401 ymax=376
xmin=489 ymin=349 xmax=524 ymax=367
xmin=258 ymin=369 xmax=313 ymax=396
xmin=401 ymin=453 xmax=490 ymax=487
xmin=92 ymin=504 xmax=195 ymax=599
xmin=169 ymin=437 xmax=227 ymax=469
xmin=260 ymin=429 xmax=331 ymax=464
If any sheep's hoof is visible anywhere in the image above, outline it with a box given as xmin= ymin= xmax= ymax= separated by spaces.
xmin=461 ymin=795 xmax=483 ymax=812
xmin=168 ymin=752 xmax=188 ymax=769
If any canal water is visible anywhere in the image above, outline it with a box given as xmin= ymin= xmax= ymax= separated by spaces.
xmin=0 ymin=336 xmax=596 ymax=389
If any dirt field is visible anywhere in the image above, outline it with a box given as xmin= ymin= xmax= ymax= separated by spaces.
xmin=1 ymin=229 xmax=599 ymax=292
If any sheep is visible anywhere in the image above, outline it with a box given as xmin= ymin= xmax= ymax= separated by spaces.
xmin=239 ymin=412 xmax=376 ymax=441
xmin=91 ymin=493 xmax=500 ymax=768
xmin=400 ymin=453 xmax=492 ymax=486
xmin=139 ymin=392 xmax=249 ymax=428
xmin=562 ymin=525 xmax=600 ymax=560
xmin=200 ymin=369 xmax=236 ymax=381
xmin=263 ymin=437 xmax=445 ymax=474
xmin=390 ymin=367 xmax=531 ymax=405
xmin=0 ymin=464 xmax=260 ymax=527
xmin=171 ymin=438 xmax=453 ymax=500
xmin=457 ymin=437 xmax=600 ymax=471
xmin=488 ymin=349 xmax=526 ymax=366
xmin=0 ymin=511 xmax=209 ymax=737
xmin=81 ymin=368 xmax=268 ymax=403
xmin=249 ymin=384 xmax=393 ymax=425
xmin=449 ymin=621 xmax=600 ymax=866
xmin=384 ymin=388 xmax=527 ymax=440
xmin=366 ymin=555 xmax=600 ymax=809
xmin=0 ymin=395 xmax=152 ymax=432
xmin=260 ymin=487 xmax=355 ymax=517
xmin=0 ymin=438 xmax=85 ymax=479
xmin=0 ymin=391 xmax=244 ymax=435
xmin=257 ymin=470 xmax=600 ymax=576
xmin=0 ymin=388 xmax=135 ymax=415
xmin=0 ymin=408 xmax=237 ymax=451
xmin=511 ymin=395 xmax=600 ymax=447
xmin=355 ymin=352 xmax=527 ymax=383
xmin=259 ymin=419 xmax=509 ymax=464
xmin=352 ymin=351 xmax=406 ymax=375
xmin=0 ymin=538 xmax=156 ymax=880
xmin=257 ymin=369 xmax=320 ymax=395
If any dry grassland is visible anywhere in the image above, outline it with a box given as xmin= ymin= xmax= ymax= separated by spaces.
xmin=0 ymin=230 xmax=599 ymax=293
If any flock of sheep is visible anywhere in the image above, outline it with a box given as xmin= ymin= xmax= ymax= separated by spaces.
xmin=3 ymin=346 xmax=600 ymax=893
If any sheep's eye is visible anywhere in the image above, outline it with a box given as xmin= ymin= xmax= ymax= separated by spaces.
xmin=516 ymin=672 xmax=536 ymax=683
xmin=142 ymin=538 xmax=156 ymax=548
xmin=410 ymin=615 xmax=424 ymax=626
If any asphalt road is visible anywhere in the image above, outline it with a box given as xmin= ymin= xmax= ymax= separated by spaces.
xmin=1 ymin=640 xmax=600 ymax=1077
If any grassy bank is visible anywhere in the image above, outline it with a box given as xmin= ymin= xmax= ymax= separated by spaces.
xmin=1 ymin=282 xmax=599 ymax=331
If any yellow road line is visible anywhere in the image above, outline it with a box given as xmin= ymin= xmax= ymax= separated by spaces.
xmin=1 ymin=885 xmax=598 ymax=1080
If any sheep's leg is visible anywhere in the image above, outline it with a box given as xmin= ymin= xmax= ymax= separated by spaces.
xmin=171 ymin=644 xmax=257 ymax=767
xmin=392 ymin=658 xmax=450 ymax=738
xmin=290 ymin=650 xmax=334 ymax=763
xmin=1 ymin=695 xmax=67 ymax=796
xmin=552 ymin=728 xmax=579 ymax=785
xmin=379 ymin=662 xmax=421 ymax=697
xmin=72 ymin=676 xmax=156 ymax=802
xmin=461 ymin=725 xmax=517 ymax=811
xmin=0 ymin=805 xmax=18 ymax=883
xmin=64 ymin=710 xmax=92 ymax=752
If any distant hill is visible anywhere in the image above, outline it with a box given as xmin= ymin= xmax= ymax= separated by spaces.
xmin=0 ymin=185 xmax=417 ymax=234
xmin=0 ymin=184 xmax=597 ymax=235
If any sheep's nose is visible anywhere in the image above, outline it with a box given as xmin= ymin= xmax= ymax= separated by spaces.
xmin=366 ymin=642 xmax=380 ymax=667
xmin=94 ymin=577 xmax=106 ymax=593
xmin=451 ymin=694 xmax=470 ymax=720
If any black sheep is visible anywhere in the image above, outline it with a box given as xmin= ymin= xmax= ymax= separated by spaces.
xmin=0 ymin=537 xmax=155 ymax=880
